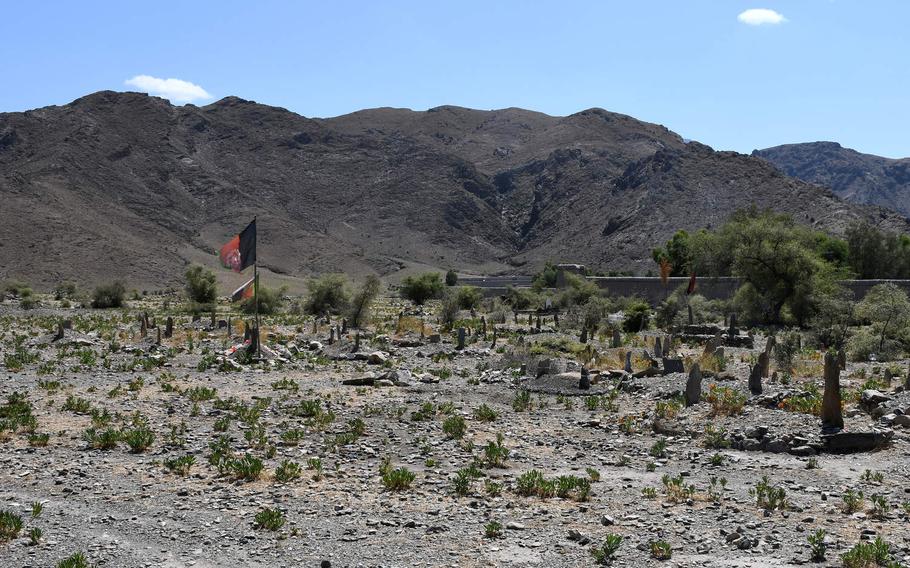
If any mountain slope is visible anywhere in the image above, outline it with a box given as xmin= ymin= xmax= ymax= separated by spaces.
xmin=1 ymin=92 xmax=907 ymax=291
xmin=754 ymin=142 xmax=910 ymax=217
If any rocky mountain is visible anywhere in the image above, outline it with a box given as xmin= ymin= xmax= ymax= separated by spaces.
xmin=1 ymin=91 xmax=907 ymax=291
xmin=754 ymin=142 xmax=910 ymax=217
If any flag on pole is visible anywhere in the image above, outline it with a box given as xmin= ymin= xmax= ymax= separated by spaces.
xmin=686 ymin=272 xmax=697 ymax=295
xmin=231 ymin=277 xmax=256 ymax=303
xmin=220 ymin=220 xmax=257 ymax=273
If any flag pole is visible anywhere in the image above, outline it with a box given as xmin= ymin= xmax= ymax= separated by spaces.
xmin=253 ymin=216 xmax=261 ymax=360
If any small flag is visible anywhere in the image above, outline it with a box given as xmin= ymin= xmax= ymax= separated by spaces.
xmin=220 ymin=220 xmax=257 ymax=273
xmin=231 ymin=277 xmax=255 ymax=303
xmin=686 ymin=272 xmax=697 ymax=295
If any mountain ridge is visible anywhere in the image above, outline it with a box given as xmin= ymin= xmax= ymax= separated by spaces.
xmin=1 ymin=91 xmax=907 ymax=292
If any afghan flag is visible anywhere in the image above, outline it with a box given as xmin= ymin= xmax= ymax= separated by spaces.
xmin=686 ymin=272 xmax=697 ymax=295
xmin=231 ymin=276 xmax=256 ymax=303
xmin=220 ymin=220 xmax=256 ymax=273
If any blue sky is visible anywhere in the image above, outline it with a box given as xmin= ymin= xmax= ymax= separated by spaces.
xmin=2 ymin=1 xmax=907 ymax=157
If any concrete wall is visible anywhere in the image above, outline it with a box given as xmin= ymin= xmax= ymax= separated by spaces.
xmin=587 ymin=277 xmax=910 ymax=303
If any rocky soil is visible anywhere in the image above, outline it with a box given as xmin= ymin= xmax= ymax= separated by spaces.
xmin=1 ymin=299 xmax=910 ymax=567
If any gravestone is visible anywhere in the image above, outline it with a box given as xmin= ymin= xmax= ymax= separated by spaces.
xmin=140 ymin=316 xmax=147 ymax=338
xmin=244 ymin=322 xmax=251 ymax=342
xmin=749 ymin=361 xmax=763 ymax=395
xmin=227 ymin=317 xmax=231 ymax=335
xmin=580 ymin=327 xmax=588 ymax=344
xmin=490 ymin=327 xmax=497 ymax=350
xmin=513 ymin=312 xmax=518 ymax=324
xmin=329 ymin=328 xmax=335 ymax=345
xmin=528 ymin=314 xmax=533 ymax=326
xmin=341 ymin=318 xmax=347 ymax=334
xmin=481 ymin=316 xmax=487 ymax=337
xmin=210 ymin=312 xmax=216 ymax=328
xmin=579 ymin=367 xmax=591 ymax=390
xmin=612 ymin=328 xmax=621 ymax=348
xmin=758 ymin=350 xmax=770 ymax=378
xmin=456 ymin=327 xmax=466 ymax=350
xmin=164 ymin=317 xmax=173 ymax=338
xmin=728 ymin=313 xmax=738 ymax=338
xmin=354 ymin=332 xmax=361 ymax=352
xmin=554 ymin=312 xmax=559 ymax=327
xmin=536 ymin=315 xmax=541 ymax=331
xmin=821 ymin=351 xmax=844 ymax=431
xmin=685 ymin=363 xmax=702 ymax=406
xmin=884 ymin=368 xmax=892 ymax=386
xmin=654 ymin=337 xmax=663 ymax=359
xmin=156 ymin=327 xmax=161 ymax=346
xmin=662 ymin=358 xmax=684 ymax=374
xmin=838 ymin=349 xmax=847 ymax=371
xmin=54 ymin=321 xmax=65 ymax=341
xmin=665 ymin=334 xmax=673 ymax=354
xmin=624 ymin=351 xmax=633 ymax=374
xmin=764 ymin=335 xmax=776 ymax=356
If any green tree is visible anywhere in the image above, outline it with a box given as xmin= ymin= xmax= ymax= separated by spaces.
xmin=304 ymin=274 xmax=350 ymax=315
xmin=455 ymin=286 xmax=483 ymax=310
xmin=445 ymin=270 xmax=458 ymax=287
xmin=652 ymin=230 xmax=693 ymax=276
xmin=400 ymin=273 xmax=444 ymax=305
xmin=184 ymin=265 xmax=217 ymax=305
xmin=348 ymin=275 xmax=380 ymax=328
xmin=855 ymin=283 xmax=910 ymax=354
xmin=532 ymin=262 xmax=559 ymax=291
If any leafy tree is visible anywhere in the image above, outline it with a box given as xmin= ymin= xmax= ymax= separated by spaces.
xmin=809 ymin=286 xmax=854 ymax=350
xmin=184 ymin=265 xmax=217 ymax=305
xmin=532 ymin=262 xmax=559 ymax=291
xmin=54 ymin=281 xmax=78 ymax=301
xmin=438 ymin=289 xmax=461 ymax=329
xmin=504 ymin=286 xmax=539 ymax=310
xmin=652 ymin=230 xmax=693 ymax=276
xmin=304 ymin=274 xmax=350 ymax=315
xmin=556 ymin=273 xmax=600 ymax=308
xmin=400 ymin=273 xmax=444 ymax=305
xmin=855 ymin=283 xmax=910 ymax=355
xmin=348 ymin=275 xmax=380 ymax=328
xmin=91 ymin=282 xmax=126 ymax=309
xmin=445 ymin=270 xmax=458 ymax=287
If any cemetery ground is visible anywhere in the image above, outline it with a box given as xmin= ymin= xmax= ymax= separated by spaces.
xmin=1 ymin=297 xmax=910 ymax=568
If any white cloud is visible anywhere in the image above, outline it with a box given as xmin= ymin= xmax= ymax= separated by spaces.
xmin=737 ymin=8 xmax=787 ymax=26
xmin=124 ymin=75 xmax=211 ymax=104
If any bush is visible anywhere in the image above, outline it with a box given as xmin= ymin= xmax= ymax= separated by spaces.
xmin=438 ymin=289 xmax=461 ymax=329
xmin=91 ymin=282 xmax=126 ymax=309
xmin=532 ymin=262 xmax=559 ymax=290
xmin=455 ymin=286 xmax=482 ymax=310
xmin=504 ymin=286 xmax=539 ymax=310
xmin=556 ymin=273 xmax=599 ymax=308
xmin=622 ymin=301 xmax=651 ymax=332
xmin=400 ymin=273 xmax=444 ymax=305
xmin=445 ymin=269 xmax=458 ymax=286
xmin=54 ymin=281 xmax=78 ymax=300
xmin=305 ymin=274 xmax=350 ymax=315
xmin=184 ymin=265 xmax=217 ymax=305
xmin=348 ymin=275 xmax=380 ymax=328
xmin=242 ymin=284 xmax=285 ymax=315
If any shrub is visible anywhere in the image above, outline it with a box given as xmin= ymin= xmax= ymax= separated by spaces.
xmin=0 ymin=510 xmax=23 ymax=542
xmin=57 ymin=553 xmax=92 ymax=568
xmin=184 ymin=265 xmax=217 ymax=305
xmin=348 ymin=274 xmax=380 ymax=328
xmin=750 ymin=475 xmax=787 ymax=511
xmin=122 ymin=425 xmax=155 ymax=453
xmin=274 ymin=459 xmax=302 ymax=482
xmin=473 ymin=404 xmax=498 ymax=422
xmin=705 ymin=385 xmax=746 ymax=416
xmin=484 ymin=520 xmax=503 ymax=538
xmin=622 ymin=301 xmax=651 ymax=332
xmin=445 ymin=269 xmax=458 ymax=286
xmin=455 ymin=286 xmax=482 ymax=310
xmin=253 ymin=508 xmax=285 ymax=531
xmin=504 ymin=286 xmax=539 ymax=310
xmin=807 ymin=529 xmax=827 ymax=562
xmin=841 ymin=537 xmax=893 ymax=568
xmin=305 ymin=274 xmax=350 ymax=315
xmin=54 ymin=281 xmax=78 ymax=300
xmin=381 ymin=462 xmax=416 ymax=491
xmin=591 ymin=533 xmax=623 ymax=564
xmin=650 ymin=540 xmax=672 ymax=560
xmin=442 ymin=415 xmax=466 ymax=439
xmin=164 ymin=455 xmax=195 ymax=476
xmin=483 ymin=433 xmax=510 ymax=467
xmin=91 ymin=282 xmax=126 ymax=309
xmin=400 ymin=273 xmax=444 ymax=305
xmin=242 ymin=284 xmax=285 ymax=315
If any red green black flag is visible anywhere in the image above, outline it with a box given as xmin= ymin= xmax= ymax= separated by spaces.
xmin=220 ymin=220 xmax=257 ymax=273
xmin=231 ymin=276 xmax=256 ymax=303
